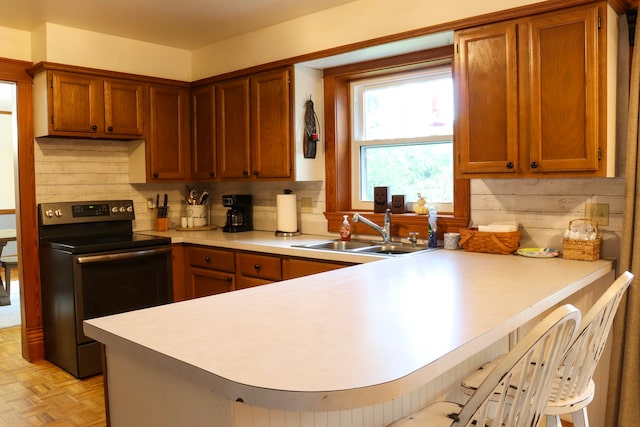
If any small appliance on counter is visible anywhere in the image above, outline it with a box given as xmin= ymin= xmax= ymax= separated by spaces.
xmin=222 ymin=194 xmax=253 ymax=232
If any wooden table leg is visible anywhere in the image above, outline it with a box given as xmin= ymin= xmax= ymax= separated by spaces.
xmin=0 ymin=241 xmax=9 ymax=305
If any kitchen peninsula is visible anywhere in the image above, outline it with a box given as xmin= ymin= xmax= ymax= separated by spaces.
xmin=85 ymin=234 xmax=614 ymax=427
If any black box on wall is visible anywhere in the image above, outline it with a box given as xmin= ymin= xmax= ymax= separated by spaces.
xmin=374 ymin=186 xmax=390 ymax=213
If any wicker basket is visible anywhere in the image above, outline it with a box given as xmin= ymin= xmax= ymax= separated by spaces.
xmin=459 ymin=228 xmax=521 ymax=255
xmin=563 ymin=219 xmax=601 ymax=261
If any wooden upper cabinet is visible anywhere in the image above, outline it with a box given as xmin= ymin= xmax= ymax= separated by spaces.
xmin=528 ymin=6 xmax=600 ymax=173
xmin=103 ymin=79 xmax=146 ymax=137
xmin=50 ymin=71 xmax=102 ymax=134
xmin=192 ymin=84 xmax=218 ymax=180
xmin=216 ymin=67 xmax=293 ymax=180
xmin=250 ymin=68 xmax=293 ymax=179
xmin=148 ymin=84 xmax=191 ymax=181
xmin=455 ymin=21 xmax=519 ymax=175
xmin=455 ymin=2 xmax=614 ymax=178
xmin=46 ymin=70 xmax=146 ymax=139
xmin=217 ymin=77 xmax=251 ymax=179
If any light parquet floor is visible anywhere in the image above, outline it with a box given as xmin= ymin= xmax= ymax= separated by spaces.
xmin=0 ymin=326 xmax=106 ymax=426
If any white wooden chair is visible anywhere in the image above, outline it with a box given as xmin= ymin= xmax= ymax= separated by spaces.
xmin=388 ymin=304 xmax=581 ymax=427
xmin=460 ymin=271 xmax=634 ymax=427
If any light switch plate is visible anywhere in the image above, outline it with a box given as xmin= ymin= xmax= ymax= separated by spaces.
xmin=585 ymin=203 xmax=609 ymax=226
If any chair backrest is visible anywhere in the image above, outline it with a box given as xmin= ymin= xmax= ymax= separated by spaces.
xmin=549 ymin=270 xmax=633 ymax=403
xmin=454 ymin=304 xmax=581 ymax=427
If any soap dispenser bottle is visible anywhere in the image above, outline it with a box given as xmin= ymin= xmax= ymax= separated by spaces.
xmin=340 ymin=215 xmax=352 ymax=241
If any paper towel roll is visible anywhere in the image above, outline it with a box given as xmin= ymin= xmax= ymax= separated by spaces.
xmin=277 ymin=194 xmax=298 ymax=232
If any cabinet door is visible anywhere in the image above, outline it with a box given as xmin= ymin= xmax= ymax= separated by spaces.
xmin=282 ymin=257 xmax=352 ymax=280
xmin=455 ymin=22 xmax=519 ymax=175
xmin=528 ymin=5 xmax=600 ymax=173
xmin=104 ymin=79 xmax=146 ymax=137
xmin=50 ymin=71 xmax=102 ymax=134
xmin=250 ymin=68 xmax=293 ymax=179
xmin=192 ymin=85 xmax=217 ymax=180
xmin=189 ymin=267 xmax=235 ymax=298
xmin=148 ymin=84 xmax=191 ymax=181
xmin=217 ymin=78 xmax=251 ymax=179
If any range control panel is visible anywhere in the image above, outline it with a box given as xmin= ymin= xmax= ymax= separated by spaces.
xmin=39 ymin=200 xmax=135 ymax=226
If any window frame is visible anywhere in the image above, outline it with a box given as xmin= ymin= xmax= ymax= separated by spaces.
xmin=349 ymin=64 xmax=455 ymax=211
xmin=322 ymin=46 xmax=470 ymax=239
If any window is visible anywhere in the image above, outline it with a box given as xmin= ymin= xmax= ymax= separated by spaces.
xmin=350 ymin=66 xmax=453 ymax=211
xmin=323 ymin=46 xmax=470 ymax=236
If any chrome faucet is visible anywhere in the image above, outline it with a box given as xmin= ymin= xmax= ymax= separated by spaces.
xmin=352 ymin=209 xmax=391 ymax=243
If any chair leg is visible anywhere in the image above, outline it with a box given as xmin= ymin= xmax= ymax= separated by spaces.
xmin=572 ymin=407 xmax=589 ymax=427
xmin=545 ymin=415 xmax=563 ymax=427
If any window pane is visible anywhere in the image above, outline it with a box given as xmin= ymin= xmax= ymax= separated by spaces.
xmin=361 ymin=142 xmax=453 ymax=203
xmin=362 ymin=77 xmax=453 ymax=140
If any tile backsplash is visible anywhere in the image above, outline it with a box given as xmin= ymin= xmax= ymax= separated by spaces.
xmin=34 ymin=137 xmax=625 ymax=259
xmin=34 ymin=138 xmax=331 ymax=235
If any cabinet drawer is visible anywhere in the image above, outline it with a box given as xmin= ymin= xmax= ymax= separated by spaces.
xmin=236 ymin=252 xmax=281 ymax=281
xmin=188 ymin=246 xmax=235 ymax=272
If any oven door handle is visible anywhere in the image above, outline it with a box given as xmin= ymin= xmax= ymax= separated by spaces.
xmin=76 ymin=246 xmax=171 ymax=264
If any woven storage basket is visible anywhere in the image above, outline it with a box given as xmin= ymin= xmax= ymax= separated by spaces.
xmin=563 ymin=218 xmax=601 ymax=261
xmin=459 ymin=228 xmax=520 ymax=255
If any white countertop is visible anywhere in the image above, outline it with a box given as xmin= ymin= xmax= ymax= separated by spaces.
xmin=138 ymin=228 xmax=395 ymax=263
xmin=84 ymin=235 xmax=612 ymax=412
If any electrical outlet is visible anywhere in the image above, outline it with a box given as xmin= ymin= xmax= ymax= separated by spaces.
xmin=585 ymin=203 xmax=609 ymax=226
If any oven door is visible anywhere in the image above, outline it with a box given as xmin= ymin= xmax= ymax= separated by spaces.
xmin=73 ymin=245 xmax=173 ymax=343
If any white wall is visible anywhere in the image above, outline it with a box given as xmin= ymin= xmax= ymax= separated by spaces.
xmin=30 ymin=23 xmax=191 ymax=81
xmin=191 ymin=0 xmax=540 ymax=79
xmin=0 ymin=26 xmax=30 ymax=61
xmin=0 ymin=114 xmax=15 ymax=210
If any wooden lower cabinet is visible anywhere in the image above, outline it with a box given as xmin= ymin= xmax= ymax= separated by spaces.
xmin=282 ymin=257 xmax=353 ymax=280
xmin=191 ymin=268 xmax=235 ymax=298
xmin=235 ymin=252 xmax=282 ymax=289
xmin=178 ymin=244 xmax=354 ymax=298
xmin=186 ymin=246 xmax=235 ymax=298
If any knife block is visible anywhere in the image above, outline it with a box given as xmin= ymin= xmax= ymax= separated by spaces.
xmin=155 ymin=207 xmax=169 ymax=231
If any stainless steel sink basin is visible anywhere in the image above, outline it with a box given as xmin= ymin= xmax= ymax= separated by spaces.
xmin=294 ymin=240 xmax=378 ymax=251
xmin=358 ymin=244 xmax=437 ymax=255
xmin=293 ymin=239 xmax=436 ymax=256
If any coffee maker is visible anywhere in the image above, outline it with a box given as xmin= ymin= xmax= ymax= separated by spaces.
xmin=222 ymin=194 xmax=253 ymax=232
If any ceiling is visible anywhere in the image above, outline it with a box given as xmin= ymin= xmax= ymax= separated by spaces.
xmin=0 ymin=0 xmax=455 ymax=111
xmin=0 ymin=0 xmax=356 ymax=50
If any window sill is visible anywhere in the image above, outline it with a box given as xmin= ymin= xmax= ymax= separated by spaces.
xmin=324 ymin=211 xmax=469 ymax=240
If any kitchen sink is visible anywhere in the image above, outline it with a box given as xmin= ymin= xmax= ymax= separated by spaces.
xmin=293 ymin=239 xmax=436 ymax=256
xmin=294 ymin=239 xmax=378 ymax=251
xmin=357 ymin=243 xmax=437 ymax=255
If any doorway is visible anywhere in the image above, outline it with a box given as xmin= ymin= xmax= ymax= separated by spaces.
xmin=0 ymin=81 xmax=20 ymax=328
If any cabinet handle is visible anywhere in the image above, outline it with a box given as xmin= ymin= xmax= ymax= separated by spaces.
xmin=254 ymin=264 xmax=261 ymax=270
xmin=530 ymin=161 xmax=538 ymax=169
xmin=205 ymin=256 xmax=211 ymax=262
xmin=107 ymin=126 xmax=114 ymax=132
xmin=91 ymin=125 xmax=98 ymax=131
xmin=153 ymin=172 xmax=159 ymax=178
xmin=242 ymin=170 xmax=249 ymax=176
xmin=209 ymin=172 xmax=215 ymax=177
xmin=506 ymin=162 xmax=514 ymax=169
xmin=253 ymin=170 xmax=259 ymax=177
xmin=226 ymin=276 xmax=233 ymax=282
